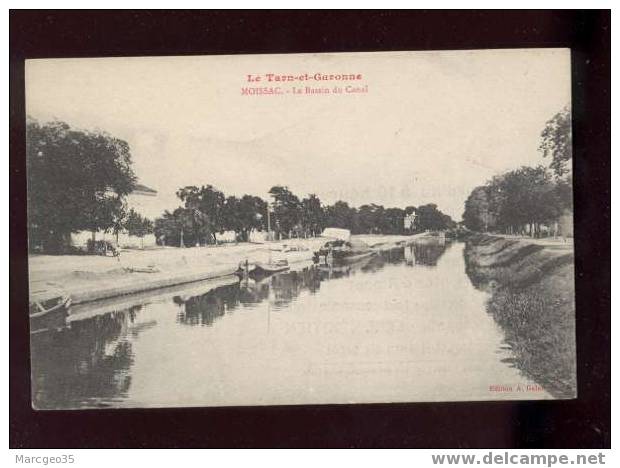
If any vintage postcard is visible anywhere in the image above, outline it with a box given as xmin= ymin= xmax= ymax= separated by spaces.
xmin=25 ymin=49 xmax=575 ymax=409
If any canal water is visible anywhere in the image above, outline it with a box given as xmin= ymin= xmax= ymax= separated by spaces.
xmin=31 ymin=241 xmax=550 ymax=409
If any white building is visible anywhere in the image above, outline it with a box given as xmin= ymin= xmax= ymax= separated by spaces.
xmin=125 ymin=183 xmax=161 ymax=220
xmin=404 ymin=212 xmax=417 ymax=231
xmin=71 ymin=183 xmax=159 ymax=249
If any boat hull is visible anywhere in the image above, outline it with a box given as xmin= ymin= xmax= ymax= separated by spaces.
xmin=314 ymin=250 xmax=375 ymax=266
xmin=29 ymin=295 xmax=71 ymax=335
xmin=236 ymin=260 xmax=290 ymax=279
xmin=251 ymin=264 xmax=290 ymax=277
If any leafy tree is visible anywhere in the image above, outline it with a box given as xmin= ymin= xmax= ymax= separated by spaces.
xmin=357 ymin=204 xmax=381 ymax=234
xmin=154 ymin=207 xmax=204 ymax=247
xmin=176 ymin=185 xmax=225 ymax=243
xmin=268 ymin=186 xmax=302 ymax=238
xmin=463 ymin=186 xmax=494 ymax=232
xmin=554 ymin=177 xmax=573 ymax=212
xmin=175 ymin=207 xmax=202 ymax=247
xmin=353 ymin=204 xmax=404 ymax=234
xmin=26 ymin=117 xmax=136 ymax=252
xmin=495 ymin=166 xmax=561 ymax=234
xmin=383 ymin=207 xmax=406 ymax=234
xmin=301 ymin=194 xmax=325 ymax=237
xmin=416 ymin=204 xmax=452 ymax=231
xmin=324 ymin=200 xmax=357 ymax=231
xmin=111 ymin=201 xmax=129 ymax=245
xmin=124 ymin=208 xmax=154 ymax=248
xmin=156 ymin=183 xmax=455 ymax=244
xmin=157 ymin=192 xmax=268 ymax=246
xmin=222 ymin=196 xmax=242 ymax=238
xmin=463 ymin=166 xmax=568 ymax=236
xmin=222 ymin=195 xmax=268 ymax=241
xmin=154 ymin=210 xmax=179 ymax=246
xmin=539 ymin=106 xmax=572 ymax=179
xmin=539 ymin=106 xmax=573 ymax=226
xmin=238 ymin=195 xmax=268 ymax=237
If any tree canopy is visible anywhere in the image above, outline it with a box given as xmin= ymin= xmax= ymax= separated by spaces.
xmin=462 ymin=166 xmax=571 ymax=235
xmin=463 ymin=107 xmax=573 ymax=236
xmin=27 ymin=117 xmax=136 ymax=252
xmin=124 ymin=208 xmax=154 ymax=239
xmin=539 ymin=106 xmax=572 ymax=179
xmin=155 ymin=183 xmax=454 ymax=246
xmin=268 ymin=186 xmax=302 ymax=237
xmin=27 ymin=118 xmax=458 ymax=252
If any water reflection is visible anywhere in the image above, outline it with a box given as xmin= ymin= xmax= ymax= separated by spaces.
xmin=269 ymin=267 xmax=322 ymax=309
xmin=404 ymin=240 xmax=449 ymax=266
xmin=30 ymin=305 xmax=143 ymax=409
xmin=461 ymin=240 xmax=576 ymax=398
xmin=175 ymin=283 xmax=240 ymax=327
xmin=32 ymin=250 xmax=421 ymax=408
xmin=31 ymin=240 xmax=542 ymax=410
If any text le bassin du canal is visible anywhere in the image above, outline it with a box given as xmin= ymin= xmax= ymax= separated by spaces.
xmin=241 ymin=73 xmax=369 ymax=96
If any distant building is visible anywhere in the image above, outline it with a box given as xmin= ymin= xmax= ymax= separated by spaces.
xmin=126 ymin=183 xmax=161 ymax=220
xmin=71 ymin=182 xmax=159 ymax=249
xmin=404 ymin=212 xmax=417 ymax=231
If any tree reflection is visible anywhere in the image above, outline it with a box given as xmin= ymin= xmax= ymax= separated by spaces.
xmin=317 ymin=255 xmax=379 ymax=280
xmin=175 ymin=251 xmax=414 ymax=327
xmin=269 ymin=267 xmax=321 ymax=308
xmin=31 ymin=243 xmax=435 ymax=409
xmin=30 ymin=305 xmax=143 ymax=409
xmin=176 ymin=283 xmax=240 ymax=326
xmin=238 ymin=277 xmax=270 ymax=304
xmin=174 ymin=266 xmax=325 ymax=322
xmin=378 ymin=246 xmax=406 ymax=264
xmin=405 ymin=241 xmax=449 ymax=267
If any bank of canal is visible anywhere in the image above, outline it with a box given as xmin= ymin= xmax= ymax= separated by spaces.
xmin=464 ymin=234 xmax=576 ymax=398
xmin=31 ymin=241 xmax=552 ymax=409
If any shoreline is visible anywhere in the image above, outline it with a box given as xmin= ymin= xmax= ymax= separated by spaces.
xmin=463 ymin=233 xmax=576 ymax=398
xmin=29 ymin=234 xmax=425 ymax=309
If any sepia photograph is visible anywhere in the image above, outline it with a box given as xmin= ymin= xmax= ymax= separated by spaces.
xmin=24 ymin=49 xmax=577 ymax=410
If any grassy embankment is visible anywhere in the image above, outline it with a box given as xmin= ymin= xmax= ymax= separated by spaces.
xmin=29 ymin=235 xmax=419 ymax=306
xmin=464 ymin=233 xmax=576 ymax=398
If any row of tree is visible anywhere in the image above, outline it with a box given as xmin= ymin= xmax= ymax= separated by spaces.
xmin=154 ymin=186 xmax=268 ymax=247
xmin=319 ymin=200 xmax=454 ymax=235
xmin=462 ymin=107 xmax=573 ymax=236
xmin=154 ymin=184 xmax=456 ymax=246
xmin=26 ymin=117 xmax=456 ymax=252
xmin=123 ymin=209 xmax=154 ymax=244
xmin=26 ymin=118 xmax=138 ymax=252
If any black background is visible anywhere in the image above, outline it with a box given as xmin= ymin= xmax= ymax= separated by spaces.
xmin=9 ymin=10 xmax=610 ymax=448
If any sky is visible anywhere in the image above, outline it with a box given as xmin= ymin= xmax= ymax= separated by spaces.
xmin=25 ymin=49 xmax=571 ymax=220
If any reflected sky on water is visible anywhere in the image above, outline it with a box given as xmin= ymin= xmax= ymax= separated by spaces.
xmin=31 ymin=241 xmax=550 ymax=409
